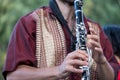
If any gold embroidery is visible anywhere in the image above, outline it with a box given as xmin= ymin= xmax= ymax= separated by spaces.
xmin=32 ymin=8 xmax=67 ymax=68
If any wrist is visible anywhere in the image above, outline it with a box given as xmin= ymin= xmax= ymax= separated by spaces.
xmin=93 ymin=51 xmax=107 ymax=64
xmin=56 ymin=66 xmax=69 ymax=79
xmin=96 ymin=55 xmax=107 ymax=64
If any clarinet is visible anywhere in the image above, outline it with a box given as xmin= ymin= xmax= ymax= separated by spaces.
xmin=74 ymin=0 xmax=90 ymax=80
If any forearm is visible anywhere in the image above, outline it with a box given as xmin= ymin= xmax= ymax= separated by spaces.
xmin=95 ymin=56 xmax=114 ymax=80
xmin=97 ymin=60 xmax=114 ymax=80
xmin=7 ymin=65 xmax=65 ymax=80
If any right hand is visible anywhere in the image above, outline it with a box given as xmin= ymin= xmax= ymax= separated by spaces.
xmin=59 ymin=50 xmax=89 ymax=77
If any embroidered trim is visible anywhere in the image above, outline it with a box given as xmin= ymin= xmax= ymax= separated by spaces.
xmin=32 ymin=8 xmax=67 ymax=68
xmin=90 ymin=60 xmax=98 ymax=80
xmin=32 ymin=9 xmax=47 ymax=68
xmin=32 ymin=11 xmax=41 ymax=68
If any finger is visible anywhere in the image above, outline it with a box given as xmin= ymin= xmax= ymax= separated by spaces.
xmin=89 ymin=27 xmax=100 ymax=35
xmin=87 ymin=34 xmax=99 ymax=42
xmin=76 ymin=50 xmax=88 ymax=57
xmin=68 ymin=59 xmax=88 ymax=66
xmin=68 ymin=67 xmax=83 ymax=73
xmin=94 ymin=47 xmax=103 ymax=54
xmin=87 ymin=39 xmax=100 ymax=49
xmin=67 ymin=50 xmax=88 ymax=61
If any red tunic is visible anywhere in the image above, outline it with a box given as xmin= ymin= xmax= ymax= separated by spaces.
xmin=2 ymin=7 xmax=119 ymax=80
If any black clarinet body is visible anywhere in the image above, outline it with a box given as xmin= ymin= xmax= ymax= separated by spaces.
xmin=74 ymin=0 xmax=90 ymax=80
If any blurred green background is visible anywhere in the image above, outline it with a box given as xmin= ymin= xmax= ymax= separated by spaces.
xmin=0 ymin=0 xmax=120 ymax=80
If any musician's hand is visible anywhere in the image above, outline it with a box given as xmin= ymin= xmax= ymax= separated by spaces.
xmin=87 ymin=28 xmax=106 ymax=64
xmin=59 ymin=50 xmax=89 ymax=77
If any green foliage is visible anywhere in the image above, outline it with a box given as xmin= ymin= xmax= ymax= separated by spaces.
xmin=84 ymin=0 xmax=120 ymax=25
xmin=0 ymin=0 xmax=120 ymax=80
xmin=0 ymin=0 xmax=49 ymax=51
xmin=0 ymin=0 xmax=48 ymax=79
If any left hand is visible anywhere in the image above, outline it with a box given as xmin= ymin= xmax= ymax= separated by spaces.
xmin=86 ymin=27 xmax=106 ymax=64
